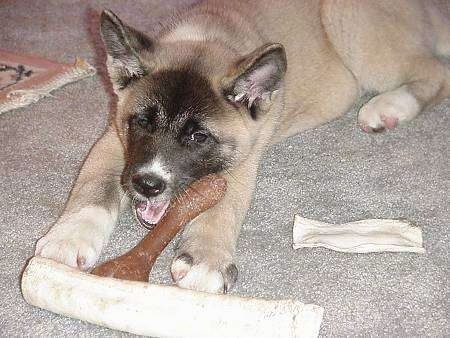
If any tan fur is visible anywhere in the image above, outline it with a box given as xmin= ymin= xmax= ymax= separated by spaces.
xmin=37 ymin=0 xmax=450 ymax=292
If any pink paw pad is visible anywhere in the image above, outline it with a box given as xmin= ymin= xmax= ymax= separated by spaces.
xmin=381 ymin=115 xmax=399 ymax=129
xmin=360 ymin=123 xmax=372 ymax=133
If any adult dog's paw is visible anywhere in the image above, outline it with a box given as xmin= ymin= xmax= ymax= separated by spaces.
xmin=171 ymin=252 xmax=238 ymax=294
xmin=35 ymin=207 xmax=111 ymax=270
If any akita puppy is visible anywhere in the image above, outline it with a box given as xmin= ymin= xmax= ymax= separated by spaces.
xmin=36 ymin=0 xmax=450 ymax=293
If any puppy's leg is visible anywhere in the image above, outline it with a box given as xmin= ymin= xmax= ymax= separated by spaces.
xmin=358 ymin=57 xmax=450 ymax=132
xmin=35 ymin=127 xmax=125 ymax=270
xmin=171 ymin=159 xmax=258 ymax=293
xmin=321 ymin=0 xmax=450 ymax=132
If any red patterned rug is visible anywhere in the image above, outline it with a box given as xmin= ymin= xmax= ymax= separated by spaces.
xmin=0 ymin=50 xmax=95 ymax=113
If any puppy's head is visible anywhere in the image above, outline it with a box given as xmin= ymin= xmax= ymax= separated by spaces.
xmin=100 ymin=10 xmax=286 ymax=227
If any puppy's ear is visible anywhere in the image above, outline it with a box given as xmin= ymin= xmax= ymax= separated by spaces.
xmin=100 ymin=10 xmax=153 ymax=90
xmin=222 ymin=43 xmax=287 ymax=119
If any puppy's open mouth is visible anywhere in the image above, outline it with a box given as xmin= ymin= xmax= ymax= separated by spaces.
xmin=135 ymin=200 xmax=170 ymax=229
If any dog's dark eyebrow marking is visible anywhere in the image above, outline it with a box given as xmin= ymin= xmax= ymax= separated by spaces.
xmin=132 ymin=103 xmax=158 ymax=119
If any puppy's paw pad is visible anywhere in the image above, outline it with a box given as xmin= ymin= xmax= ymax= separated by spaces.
xmin=36 ymin=237 xmax=100 ymax=270
xmin=177 ymin=263 xmax=224 ymax=293
xmin=359 ymin=105 xmax=399 ymax=132
xmin=171 ymin=253 xmax=193 ymax=282
xmin=358 ymin=89 xmax=419 ymax=133
xmin=380 ymin=115 xmax=399 ymax=130
xmin=34 ymin=207 xmax=112 ymax=270
xmin=171 ymin=254 xmax=238 ymax=294
xmin=360 ymin=123 xmax=385 ymax=133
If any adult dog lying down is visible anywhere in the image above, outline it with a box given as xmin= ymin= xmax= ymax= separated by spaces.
xmin=36 ymin=0 xmax=450 ymax=293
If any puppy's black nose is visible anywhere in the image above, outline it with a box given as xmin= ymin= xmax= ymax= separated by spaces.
xmin=132 ymin=174 xmax=166 ymax=197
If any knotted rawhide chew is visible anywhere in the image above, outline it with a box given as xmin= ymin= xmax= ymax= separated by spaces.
xmin=92 ymin=174 xmax=227 ymax=281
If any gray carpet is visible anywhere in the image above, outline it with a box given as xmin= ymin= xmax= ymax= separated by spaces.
xmin=1 ymin=1 xmax=449 ymax=337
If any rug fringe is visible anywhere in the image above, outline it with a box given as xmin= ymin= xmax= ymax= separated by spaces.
xmin=0 ymin=58 xmax=96 ymax=114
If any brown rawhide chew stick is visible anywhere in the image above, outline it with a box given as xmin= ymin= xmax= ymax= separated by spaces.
xmin=92 ymin=174 xmax=227 ymax=281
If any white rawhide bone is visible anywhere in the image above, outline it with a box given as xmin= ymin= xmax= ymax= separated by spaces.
xmin=22 ymin=257 xmax=324 ymax=338
xmin=293 ymin=216 xmax=425 ymax=253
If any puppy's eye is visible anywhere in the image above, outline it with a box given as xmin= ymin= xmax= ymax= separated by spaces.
xmin=190 ymin=131 xmax=208 ymax=143
xmin=135 ymin=115 xmax=150 ymax=128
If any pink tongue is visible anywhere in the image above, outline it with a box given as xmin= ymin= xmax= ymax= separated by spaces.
xmin=136 ymin=200 xmax=170 ymax=225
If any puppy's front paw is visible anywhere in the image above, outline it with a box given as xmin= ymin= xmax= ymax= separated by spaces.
xmin=171 ymin=251 xmax=238 ymax=294
xmin=35 ymin=207 xmax=112 ymax=270
xmin=358 ymin=88 xmax=420 ymax=133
